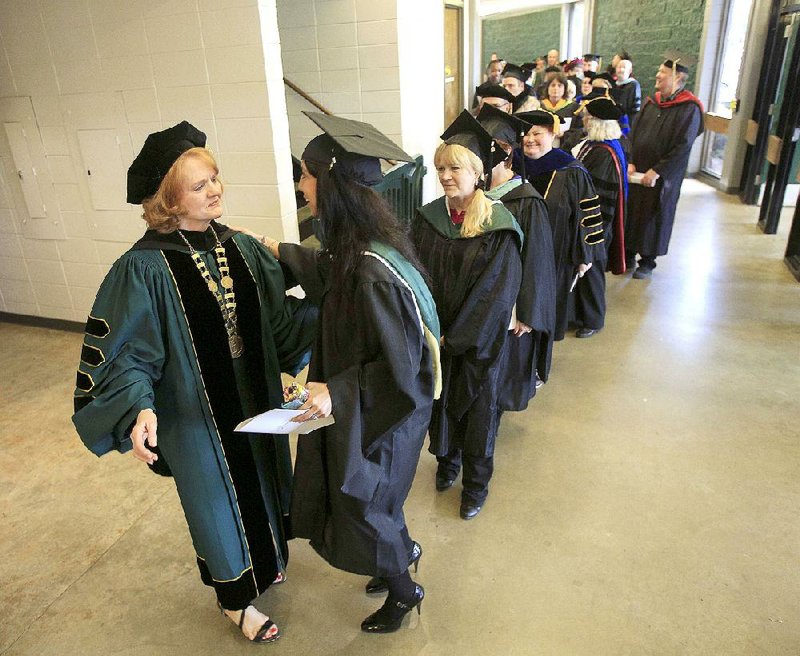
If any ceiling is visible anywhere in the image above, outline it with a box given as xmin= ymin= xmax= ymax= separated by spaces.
xmin=478 ymin=0 xmax=574 ymax=18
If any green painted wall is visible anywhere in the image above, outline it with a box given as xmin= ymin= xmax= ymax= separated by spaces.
xmin=593 ymin=0 xmax=707 ymax=92
xmin=482 ymin=8 xmax=562 ymax=67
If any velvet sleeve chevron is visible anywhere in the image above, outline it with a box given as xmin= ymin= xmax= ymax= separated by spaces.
xmin=577 ymin=167 xmax=603 ymax=257
xmin=580 ymin=145 xmax=620 ymax=231
xmin=72 ymin=254 xmax=166 ymax=457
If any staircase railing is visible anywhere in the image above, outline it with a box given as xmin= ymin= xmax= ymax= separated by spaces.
xmin=373 ymin=155 xmax=427 ymax=225
xmin=283 ymin=79 xmax=427 ymax=242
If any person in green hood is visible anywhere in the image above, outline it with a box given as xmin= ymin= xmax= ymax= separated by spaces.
xmin=413 ymin=110 xmax=524 ymax=521
xmin=255 ymin=112 xmax=439 ymax=634
xmin=72 ymin=121 xmax=316 ymax=644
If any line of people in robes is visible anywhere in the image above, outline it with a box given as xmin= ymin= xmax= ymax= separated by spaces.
xmin=71 ymin=52 xmax=703 ymax=646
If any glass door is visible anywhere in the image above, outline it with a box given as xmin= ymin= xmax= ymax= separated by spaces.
xmin=701 ymin=0 xmax=756 ymax=177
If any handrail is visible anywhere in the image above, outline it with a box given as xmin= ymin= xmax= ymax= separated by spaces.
xmin=283 ymin=77 xmax=333 ymax=115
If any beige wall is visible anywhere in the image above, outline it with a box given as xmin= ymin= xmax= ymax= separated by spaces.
xmin=0 ymin=0 xmax=296 ymax=322
xmin=277 ymin=0 xmax=443 ymax=201
xmin=278 ymin=0 xmax=403 ymax=157
xmin=0 ymin=0 xmax=445 ymax=323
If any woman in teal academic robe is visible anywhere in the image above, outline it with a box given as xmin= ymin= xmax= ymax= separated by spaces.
xmin=72 ymin=122 xmax=314 ymax=644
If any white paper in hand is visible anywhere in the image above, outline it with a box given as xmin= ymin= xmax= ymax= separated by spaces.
xmin=235 ymin=409 xmax=335 ymax=435
xmin=629 ymin=171 xmax=656 ymax=187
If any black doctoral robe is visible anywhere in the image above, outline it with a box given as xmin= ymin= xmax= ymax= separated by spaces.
xmin=626 ymin=90 xmax=704 ymax=257
xmin=412 ymin=197 xmax=523 ymax=459
xmin=72 ymin=224 xmax=315 ymax=610
xmin=279 ymin=243 xmax=436 ymax=578
xmin=490 ymin=181 xmax=557 ymax=409
xmin=612 ymin=78 xmax=642 ymax=123
xmin=572 ymin=139 xmax=628 ymax=329
xmin=525 ymin=153 xmax=601 ymax=340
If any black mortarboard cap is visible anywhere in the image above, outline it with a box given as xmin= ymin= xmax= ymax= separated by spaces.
xmin=580 ymin=94 xmax=623 ymax=120
xmin=544 ymin=65 xmax=562 ymax=73
xmin=127 ymin=121 xmax=206 ymax=204
xmin=476 ymin=103 xmax=527 ymax=148
xmin=502 ymin=63 xmax=529 ymax=83
xmin=301 ymin=112 xmax=413 ymax=186
xmin=475 ymin=82 xmax=516 ymax=104
xmin=583 ymin=53 xmax=601 ymax=62
xmin=662 ymin=59 xmax=689 ymax=74
xmin=593 ymin=72 xmax=616 ymax=85
xmin=583 ymin=71 xmax=597 ymax=82
xmin=515 ymin=109 xmax=566 ymax=136
xmin=662 ymin=50 xmax=695 ymax=74
xmin=440 ymin=110 xmax=507 ymax=172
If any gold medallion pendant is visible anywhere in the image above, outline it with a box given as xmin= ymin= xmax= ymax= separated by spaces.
xmin=207 ymin=280 xmax=218 ymax=293
xmin=228 ymin=333 xmax=244 ymax=358
xmin=220 ymin=275 xmax=234 ymax=290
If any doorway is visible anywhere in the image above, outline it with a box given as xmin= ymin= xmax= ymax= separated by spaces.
xmin=739 ymin=1 xmax=800 ymax=228
xmin=444 ymin=4 xmax=463 ymax=127
xmin=700 ymin=0 xmax=755 ymax=178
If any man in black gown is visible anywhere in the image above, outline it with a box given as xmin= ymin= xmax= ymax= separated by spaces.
xmin=626 ymin=58 xmax=704 ymax=278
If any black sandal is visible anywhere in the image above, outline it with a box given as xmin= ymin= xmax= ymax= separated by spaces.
xmin=240 ymin=606 xmax=281 ymax=644
xmin=218 ymin=602 xmax=281 ymax=644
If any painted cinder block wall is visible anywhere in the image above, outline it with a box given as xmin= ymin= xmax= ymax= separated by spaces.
xmin=481 ymin=8 xmax=562 ymax=68
xmin=593 ymin=0 xmax=708 ymax=91
xmin=277 ymin=0 xmax=404 ymax=162
xmin=277 ymin=0 xmax=444 ymax=204
xmin=0 ymin=0 xmax=297 ymax=323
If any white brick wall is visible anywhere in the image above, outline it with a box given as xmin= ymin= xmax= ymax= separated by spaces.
xmin=277 ymin=0 xmax=404 ymax=157
xmin=0 ymin=0 xmax=297 ymax=322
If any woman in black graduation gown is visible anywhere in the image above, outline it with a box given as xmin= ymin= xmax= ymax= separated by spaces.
xmin=257 ymin=112 xmax=439 ymax=633
xmin=413 ymin=110 xmax=523 ymax=520
xmin=476 ymin=104 xmax=557 ymax=405
xmin=515 ymin=110 xmax=600 ymax=341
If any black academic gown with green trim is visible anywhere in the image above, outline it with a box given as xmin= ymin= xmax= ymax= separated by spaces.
xmin=72 ymin=223 xmax=315 ymax=610
xmin=493 ymin=182 xmax=557 ymax=409
xmin=278 ymin=242 xmax=436 ymax=578
xmin=412 ymin=197 xmax=523 ymax=459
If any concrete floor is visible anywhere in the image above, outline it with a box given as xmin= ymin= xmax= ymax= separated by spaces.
xmin=2 ymin=180 xmax=799 ymax=655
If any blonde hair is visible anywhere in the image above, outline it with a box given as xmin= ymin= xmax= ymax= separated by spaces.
xmin=584 ymin=113 xmax=622 ymax=141
xmin=434 ymin=143 xmax=494 ymax=238
xmin=141 ymin=147 xmax=222 ymax=233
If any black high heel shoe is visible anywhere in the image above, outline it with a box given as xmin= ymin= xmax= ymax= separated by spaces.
xmin=365 ymin=541 xmax=422 ymax=595
xmin=360 ymin=584 xmax=424 ymax=633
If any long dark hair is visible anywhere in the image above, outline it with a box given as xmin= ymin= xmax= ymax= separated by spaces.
xmin=305 ymin=159 xmax=429 ymax=293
